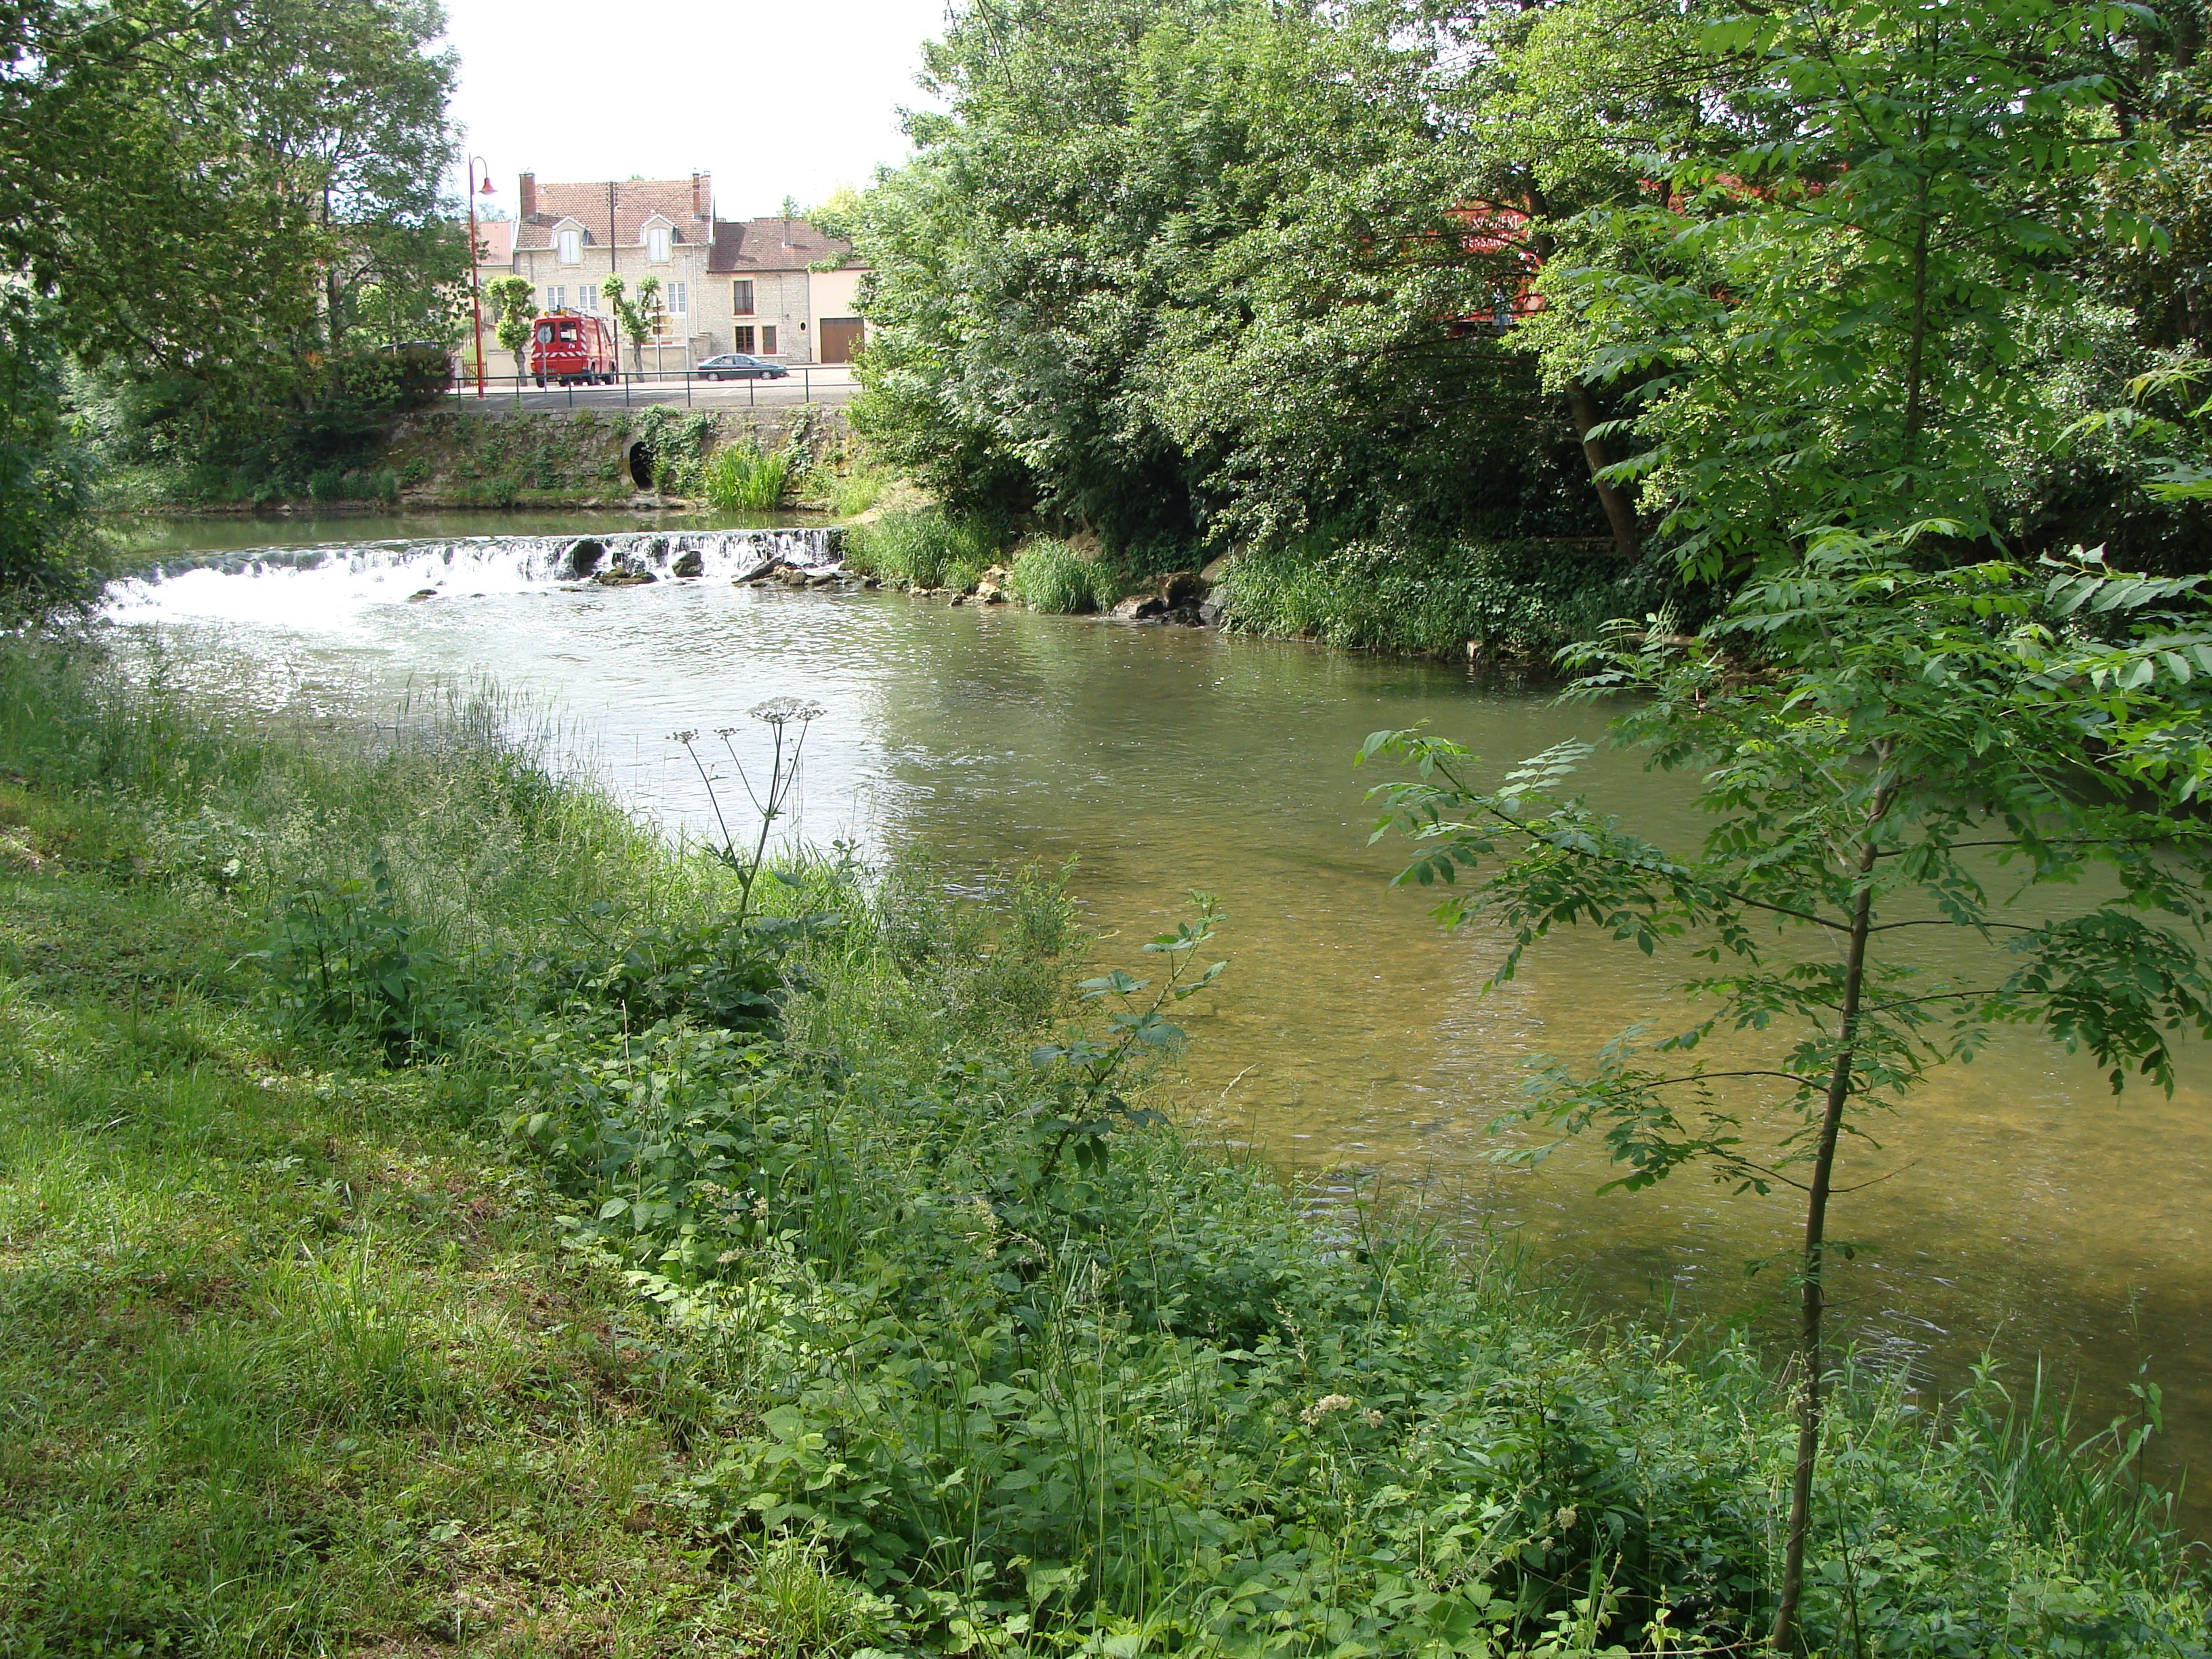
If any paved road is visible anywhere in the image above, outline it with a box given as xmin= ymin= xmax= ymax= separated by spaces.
xmin=443 ymin=368 xmax=857 ymax=416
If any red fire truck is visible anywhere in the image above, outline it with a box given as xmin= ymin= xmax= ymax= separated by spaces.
xmin=529 ymin=310 xmax=618 ymax=386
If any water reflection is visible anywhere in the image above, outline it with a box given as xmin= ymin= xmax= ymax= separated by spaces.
xmin=110 ymin=538 xmax=2212 ymax=1515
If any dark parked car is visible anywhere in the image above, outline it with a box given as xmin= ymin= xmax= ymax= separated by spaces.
xmin=696 ymin=353 xmax=790 ymax=381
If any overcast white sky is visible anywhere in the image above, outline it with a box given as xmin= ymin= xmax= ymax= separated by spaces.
xmin=441 ymin=0 xmax=951 ymax=221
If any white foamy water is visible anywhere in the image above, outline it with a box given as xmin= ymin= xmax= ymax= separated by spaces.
xmin=107 ymin=527 xmax=840 ymax=627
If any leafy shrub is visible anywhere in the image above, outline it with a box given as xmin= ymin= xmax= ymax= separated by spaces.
xmin=703 ymin=442 xmax=793 ymax=510
xmin=329 ymin=343 xmax=453 ymax=413
xmin=510 ymin=901 xmax=2207 ymax=1658
xmin=249 ymin=855 xmax=457 ymax=1058
xmin=1217 ymin=534 xmax=1703 ymax=659
xmin=1007 ymin=537 xmax=1116 ymax=613
xmin=533 ymin=907 xmax=827 ymax=1036
xmin=843 ymin=508 xmax=998 ymax=590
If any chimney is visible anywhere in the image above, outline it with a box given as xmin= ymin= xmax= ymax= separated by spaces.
xmin=518 ymin=171 xmax=537 ymax=220
xmin=691 ymin=171 xmax=712 ymax=220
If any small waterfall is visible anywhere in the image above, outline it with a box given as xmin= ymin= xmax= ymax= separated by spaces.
xmin=131 ymin=527 xmax=842 ymax=594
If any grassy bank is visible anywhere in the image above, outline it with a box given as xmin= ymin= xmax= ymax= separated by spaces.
xmin=840 ymin=510 xmax=1705 ymax=657
xmin=1209 ymin=538 xmax=1703 ymax=663
xmin=1 ymin=640 xmax=2205 ymax=1656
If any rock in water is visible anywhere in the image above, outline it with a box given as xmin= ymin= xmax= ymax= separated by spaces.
xmin=671 ymin=549 xmax=705 ymax=578
xmin=1160 ymin=569 xmax=1208 ymax=608
xmin=567 ymin=538 xmax=608 ymax=577
xmin=1109 ymin=594 xmax=1168 ymax=622
xmin=593 ymin=569 xmax=657 ymax=587
xmin=407 ymin=588 xmax=439 ymax=602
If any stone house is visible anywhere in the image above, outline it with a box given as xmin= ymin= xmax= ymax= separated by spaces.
xmin=491 ymin=172 xmax=865 ymax=369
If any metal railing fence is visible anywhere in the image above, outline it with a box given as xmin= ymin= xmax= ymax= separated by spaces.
xmin=443 ymin=364 xmax=857 ymax=410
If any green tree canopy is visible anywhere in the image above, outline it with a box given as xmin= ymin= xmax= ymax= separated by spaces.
xmin=851 ymin=0 xmax=1634 ymax=563
xmin=0 ymin=0 xmax=463 ymax=590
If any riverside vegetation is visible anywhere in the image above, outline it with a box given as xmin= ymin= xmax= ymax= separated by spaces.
xmin=836 ymin=0 xmax=2212 ymax=656
xmin=3 ymin=636 xmax=2208 ymax=1656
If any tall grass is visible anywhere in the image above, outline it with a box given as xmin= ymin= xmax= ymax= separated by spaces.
xmin=702 ymin=441 xmax=794 ymax=511
xmin=0 ymin=647 xmax=764 ymax=1650
xmin=1 ymin=635 xmax=2204 ymax=1657
xmin=1006 ymin=536 xmax=1118 ymax=613
xmin=843 ymin=507 xmax=998 ymax=590
xmin=0 ymin=640 xmax=705 ymax=966
xmin=804 ymin=462 xmax=890 ymax=518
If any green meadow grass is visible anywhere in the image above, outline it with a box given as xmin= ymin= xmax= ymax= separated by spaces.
xmin=0 ymin=828 xmax=764 ymax=1652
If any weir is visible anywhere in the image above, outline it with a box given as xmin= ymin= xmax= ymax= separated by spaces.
xmin=129 ymin=527 xmax=842 ymax=598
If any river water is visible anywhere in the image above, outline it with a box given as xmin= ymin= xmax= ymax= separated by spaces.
xmin=109 ymin=514 xmax=2212 ymax=1507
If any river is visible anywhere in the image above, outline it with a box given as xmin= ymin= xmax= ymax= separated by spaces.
xmin=109 ymin=513 xmax=2212 ymax=1512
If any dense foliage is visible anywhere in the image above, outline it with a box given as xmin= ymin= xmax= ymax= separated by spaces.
xmin=849 ymin=0 xmax=1626 ymax=574
xmin=0 ymin=0 xmax=463 ymax=567
xmin=0 ymin=298 xmax=106 ymax=619
xmin=850 ymin=0 xmax=2212 ymax=644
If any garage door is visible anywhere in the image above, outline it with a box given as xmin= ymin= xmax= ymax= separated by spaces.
xmin=819 ymin=318 xmax=865 ymax=364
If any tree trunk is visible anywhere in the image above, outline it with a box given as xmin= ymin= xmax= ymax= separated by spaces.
xmin=1567 ymin=385 xmax=1641 ymax=560
xmin=1771 ymin=834 xmax=1880 ymax=1650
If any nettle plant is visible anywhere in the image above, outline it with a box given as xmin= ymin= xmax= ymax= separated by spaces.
xmin=1364 ymin=531 xmax=2212 ymax=1647
xmin=251 ymin=853 xmax=455 ymax=1059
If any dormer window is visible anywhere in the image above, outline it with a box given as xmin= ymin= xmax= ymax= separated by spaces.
xmin=647 ymin=226 xmax=672 ymax=262
xmin=557 ymin=229 xmax=581 ymax=264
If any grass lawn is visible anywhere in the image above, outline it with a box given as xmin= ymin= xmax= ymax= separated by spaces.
xmin=0 ymin=817 xmax=768 ymax=1654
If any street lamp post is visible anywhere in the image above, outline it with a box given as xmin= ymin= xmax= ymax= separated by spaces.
xmin=466 ymin=156 xmax=496 ymax=397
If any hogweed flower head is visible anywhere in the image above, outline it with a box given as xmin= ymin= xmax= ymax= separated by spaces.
xmin=750 ymin=697 xmax=825 ymax=728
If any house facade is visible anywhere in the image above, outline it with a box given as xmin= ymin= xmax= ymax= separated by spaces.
xmin=478 ymin=172 xmax=864 ymax=371
xmin=462 ymin=218 xmax=516 ymax=379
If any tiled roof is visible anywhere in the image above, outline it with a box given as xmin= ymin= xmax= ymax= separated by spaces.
xmin=708 ymin=217 xmax=855 ymax=273
xmin=515 ymin=178 xmax=712 ymax=251
xmin=506 ymin=177 xmax=860 ymax=272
